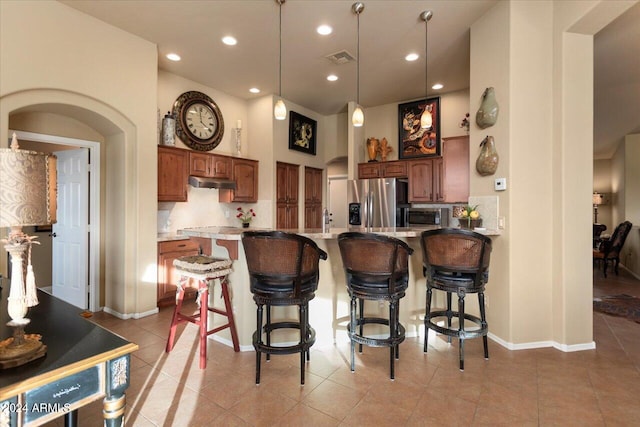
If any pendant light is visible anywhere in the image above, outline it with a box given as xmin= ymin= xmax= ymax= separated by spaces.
xmin=274 ymin=0 xmax=287 ymax=120
xmin=420 ymin=10 xmax=433 ymax=129
xmin=352 ymin=2 xmax=365 ymax=127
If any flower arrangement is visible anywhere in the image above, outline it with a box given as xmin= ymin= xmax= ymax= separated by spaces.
xmin=236 ymin=207 xmax=256 ymax=227
xmin=459 ymin=205 xmax=481 ymax=228
xmin=459 ymin=113 xmax=470 ymax=132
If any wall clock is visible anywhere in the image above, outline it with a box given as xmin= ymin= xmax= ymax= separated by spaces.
xmin=172 ymin=91 xmax=224 ymax=151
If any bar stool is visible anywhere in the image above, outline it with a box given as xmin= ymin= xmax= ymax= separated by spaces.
xmin=337 ymin=232 xmax=413 ymax=380
xmin=166 ymin=255 xmax=240 ymax=369
xmin=241 ymin=231 xmax=327 ymax=385
xmin=420 ymin=229 xmax=492 ymax=371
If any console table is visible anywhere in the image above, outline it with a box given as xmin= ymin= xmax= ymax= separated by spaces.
xmin=0 ymin=290 xmax=138 ymax=426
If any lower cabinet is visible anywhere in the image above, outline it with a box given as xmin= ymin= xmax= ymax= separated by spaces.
xmin=157 ymin=238 xmax=211 ymax=307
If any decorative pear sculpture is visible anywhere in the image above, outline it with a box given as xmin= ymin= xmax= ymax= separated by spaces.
xmin=476 ymin=87 xmax=499 ymax=129
xmin=366 ymin=137 xmax=379 ymax=162
xmin=476 ymin=135 xmax=499 ymax=176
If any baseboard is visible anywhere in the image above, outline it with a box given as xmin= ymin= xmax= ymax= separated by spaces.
xmin=620 ymin=263 xmax=640 ymax=280
xmin=488 ymin=332 xmax=596 ymax=352
xmin=102 ymin=306 xmax=159 ymax=320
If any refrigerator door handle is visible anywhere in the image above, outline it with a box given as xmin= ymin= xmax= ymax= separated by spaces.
xmin=369 ymin=191 xmax=374 ymax=229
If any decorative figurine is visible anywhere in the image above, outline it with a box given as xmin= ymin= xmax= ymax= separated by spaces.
xmin=476 ymin=87 xmax=499 ymax=129
xmin=378 ymin=137 xmax=392 ymax=161
xmin=476 ymin=135 xmax=499 ymax=176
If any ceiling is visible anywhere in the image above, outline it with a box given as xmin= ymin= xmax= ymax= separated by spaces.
xmin=59 ymin=1 xmax=639 ymax=159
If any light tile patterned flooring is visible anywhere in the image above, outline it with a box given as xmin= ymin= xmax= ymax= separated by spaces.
xmin=45 ymin=267 xmax=640 ymax=426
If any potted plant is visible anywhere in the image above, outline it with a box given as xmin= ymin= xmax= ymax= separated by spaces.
xmin=236 ymin=207 xmax=256 ymax=228
xmin=459 ymin=205 xmax=482 ymax=229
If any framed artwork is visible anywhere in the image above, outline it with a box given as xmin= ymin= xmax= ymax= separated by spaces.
xmin=398 ymin=97 xmax=441 ymax=159
xmin=288 ymin=111 xmax=317 ymax=155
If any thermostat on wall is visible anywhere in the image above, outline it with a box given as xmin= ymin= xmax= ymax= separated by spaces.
xmin=495 ymin=177 xmax=507 ymax=191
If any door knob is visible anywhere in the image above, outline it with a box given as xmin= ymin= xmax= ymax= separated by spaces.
xmin=49 ymin=232 xmax=57 ymax=237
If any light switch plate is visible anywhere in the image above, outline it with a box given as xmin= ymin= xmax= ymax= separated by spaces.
xmin=495 ymin=177 xmax=507 ymax=191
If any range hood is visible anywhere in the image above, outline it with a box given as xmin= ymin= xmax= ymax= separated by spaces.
xmin=188 ymin=175 xmax=236 ymax=190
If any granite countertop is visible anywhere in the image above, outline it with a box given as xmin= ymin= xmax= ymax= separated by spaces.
xmin=157 ymin=233 xmax=191 ymax=242
xmin=178 ymin=226 xmax=501 ymax=240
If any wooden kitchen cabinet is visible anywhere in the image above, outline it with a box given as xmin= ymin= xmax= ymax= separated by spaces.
xmin=408 ymin=157 xmax=444 ymax=203
xmin=304 ymin=166 xmax=323 ymax=228
xmin=189 ymin=152 xmax=231 ymax=179
xmin=276 ymin=162 xmax=299 ymax=229
xmin=158 ymin=146 xmax=188 ymax=202
xmin=157 ymin=239 xmax=202 ymax=307
xmin=358 ymin=162 xmax=381 ymax=179
xmin=358 ymin=160 xmax=408 ymax=179
xmin=442 ymin=136 xmax=470 ymax=203
xmin=380 ymin=161 xmax=408 ymax=178
xmin=219 ymin=158 xmax=259 ymax=203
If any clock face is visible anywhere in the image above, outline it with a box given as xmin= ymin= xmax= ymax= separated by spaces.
xmin=173 ymin=91 xmax=224 ymax=151
xmin=185 ymin=102 xmax=217 ymax=140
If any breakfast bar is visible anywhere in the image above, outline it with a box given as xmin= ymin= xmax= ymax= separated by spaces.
xmin=179 ymin=226 xmax=500 ymax=350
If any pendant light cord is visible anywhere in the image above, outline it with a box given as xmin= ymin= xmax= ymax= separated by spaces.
xmin=279 ymin=1 xmax=282 ymax=98
xmin=424 ymin=16 xmax=428 ymax=101
xmin=356 ymin=10 xmax=360 ymax=105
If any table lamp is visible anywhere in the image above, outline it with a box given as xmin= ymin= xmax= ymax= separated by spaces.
xmin=0 ymin=132 xmax=57 ymax=369
xmin=592 ymin=192 xmax=604 ymax=223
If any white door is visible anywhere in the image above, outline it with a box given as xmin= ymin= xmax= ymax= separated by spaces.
xmin=328 ymin=177 xmax=348 ymax=228
xmin=52 ymin=149 xmax=89 ymax=309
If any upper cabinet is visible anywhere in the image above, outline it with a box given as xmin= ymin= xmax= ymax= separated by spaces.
xmin=408 ymin=158 xmax=444 ymax=203
xmin=158 ymin=146 xmax=188 ymax=202
xmin=442 ymin=136 xmax=470 ymax=203
xmin=158 ymin=146 xmax=259 ymax=203
xmin=357 ymin=136 xmax=469 ymax=204
xmin=220 ymin=158 xmax=259 ymax=203
xmin=189 ymin=152 xmax=231 ymax=179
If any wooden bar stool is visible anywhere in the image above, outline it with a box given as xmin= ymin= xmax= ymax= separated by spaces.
xmin=166 ymin=255 xmax=240 ymax=369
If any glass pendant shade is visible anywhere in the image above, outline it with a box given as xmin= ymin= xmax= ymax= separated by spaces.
xmin=352 ymin=106 xmax=364 ymax=127
xmin=274 ymin=98 xmax=287 ymax=120
xmin=420 ymin=110 xmax=432 ymax=129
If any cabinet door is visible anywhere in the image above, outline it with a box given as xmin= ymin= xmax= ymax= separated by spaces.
xmin=277 ymin=162 xmax=298 ymax=204
xmin=304 ymin=167 xmax=322 ymax=204
xmin=157 ymin=239 xmax=200 ymax=307
xmin=189 ymin=152 xmax=210 ymax=176
xmin=220 ymin=158 xmax=259 ymax=203
xmin=381 ymin=161 xmax=408 ymax=178
xmin=408 ymin=159 xmax=434 ymax=202
xmin=158 ymin=146 xmax=188 ymax=202
xmin=358 ymin=163 xmax=381 ymax=179
xmin=211 ymin=155 xmax=231 ymax=179
xmin=443 ymin=136 xmax=470 ymax=203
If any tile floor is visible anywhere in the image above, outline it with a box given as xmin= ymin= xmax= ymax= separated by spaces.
xmin=44 ymin=266 xmax=640 ymax=426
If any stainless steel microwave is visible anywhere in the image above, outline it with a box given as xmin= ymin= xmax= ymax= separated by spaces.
xmin=406 ymin=208 xmax=449 ymax=227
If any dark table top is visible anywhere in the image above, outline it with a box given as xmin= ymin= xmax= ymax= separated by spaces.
xmin=0 ymin=288 xmax=137 ymax=398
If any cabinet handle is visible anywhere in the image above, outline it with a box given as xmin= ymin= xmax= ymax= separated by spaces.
xmin=177 ymin=244 xmax=186 ymax=248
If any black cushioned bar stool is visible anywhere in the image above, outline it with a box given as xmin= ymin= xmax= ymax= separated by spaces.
xmin=338 ymin=232 xmax=413 ymax=380
xmin=420 ymin=229 xmax=492 ymax=371
xmin=241 ymin=231 xmax=327 ymax=385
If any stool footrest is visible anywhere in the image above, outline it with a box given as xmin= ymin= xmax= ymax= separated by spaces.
xmin=253 ymin=325 xmax=316 ymax=356
xmin=348 ymin=317 xmax=406 ymax=347
xmin=426 ymin=310 xmax=487 ymax=339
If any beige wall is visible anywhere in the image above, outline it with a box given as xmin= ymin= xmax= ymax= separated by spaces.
xmin=594 ymin=159 xmax=613 ymax=229
xmin=1 ymin=0 xmax=158 ymax=317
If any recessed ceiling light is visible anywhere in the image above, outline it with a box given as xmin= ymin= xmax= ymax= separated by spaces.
xmin=317 ymin=25 xmax=333 ymax=35
xmin=327 ymin=74 xmax=338 ymax=82
xmin=249 ymin=88 xmax=260 ymax=94
xmin=222 ymin=36 xmax=237 ymax=46
xmin=405 ymin=53 xmax=419 ymax=62
xmin=166 ymin=53 xmax=181 ymax=61
xmin=432 ymin=83 xmax=444 ymax=90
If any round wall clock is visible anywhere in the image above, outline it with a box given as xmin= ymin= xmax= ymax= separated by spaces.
xmin=172 ymin=91 xmax=224 ymax=151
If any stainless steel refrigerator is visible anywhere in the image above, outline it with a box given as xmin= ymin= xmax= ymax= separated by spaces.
xmin=347 ymin=178 xmax=397 ymax=230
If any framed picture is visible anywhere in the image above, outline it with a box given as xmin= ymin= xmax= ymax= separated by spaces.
xmin=288 ymin=111 xmax=317 ymax=155
xmin=398 ymin=97 xmax=441 ymax=159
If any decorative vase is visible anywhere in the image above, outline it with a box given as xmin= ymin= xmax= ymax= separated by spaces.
xmin=242 ymin=222 xmax=249 ymax=228
xmin=460 ymin=218 xmax=483 ymax=229
xmin=366 ymin=137 xmax=379 ymax=162
xmin=161 ymin=111 xmax=176 ymax=146
xmin=378 ymin=137 xmax=392 ymax=162
xmin=476 ymin=135 xmax=499 ymax=176
xmin=476 ymin=87 xmax=499 ymax=129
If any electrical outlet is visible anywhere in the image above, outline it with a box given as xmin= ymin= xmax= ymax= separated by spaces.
xmin=498 ymin=216 xmax=505 ymax=229
xmin=224 ymin=210 xmax=230 ymax=218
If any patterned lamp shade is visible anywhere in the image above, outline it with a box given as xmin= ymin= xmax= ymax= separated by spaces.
xmin=0 ymin=135 xmax=57 ymax=228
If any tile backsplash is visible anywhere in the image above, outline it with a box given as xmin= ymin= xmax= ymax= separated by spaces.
xmin=468 ymin=195 xmax=499 ymax=230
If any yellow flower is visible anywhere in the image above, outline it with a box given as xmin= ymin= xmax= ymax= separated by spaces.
xmin=461 ymin=210 xmax=469 ymax=218
xmin=470 ymin=210 xmax=480 ymax=219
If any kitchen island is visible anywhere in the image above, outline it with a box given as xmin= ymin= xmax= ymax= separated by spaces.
xmin=179 ymin=226 xmax=500 ymax=351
